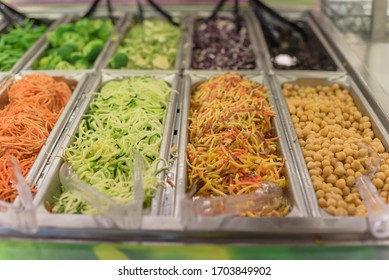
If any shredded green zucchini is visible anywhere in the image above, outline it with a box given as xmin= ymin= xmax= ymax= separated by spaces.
xmin=52 ymin=76 xmax=172 ymax=214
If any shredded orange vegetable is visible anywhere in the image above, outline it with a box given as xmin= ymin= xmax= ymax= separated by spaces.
xmin=187 ymin=73 xmax=289 ymax=217
xmin=0 ymin=74 xmax=71 ymax=203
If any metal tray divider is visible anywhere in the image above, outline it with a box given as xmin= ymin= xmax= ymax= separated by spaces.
xmin=95 ymin=13 xmax=132 ymax=71
xmin=150 ymin=75 xmax=180 ymax=216
xmin=263 ymin=75 xmax=310 ymax=217
xmin=174 ymin=75 xmax=190 ymax=217
xmin=93 ymin=13 xmax=130 ymax=71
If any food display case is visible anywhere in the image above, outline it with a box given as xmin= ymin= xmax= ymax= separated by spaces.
xmin=1 ymin=0 xmax=389 ymax=260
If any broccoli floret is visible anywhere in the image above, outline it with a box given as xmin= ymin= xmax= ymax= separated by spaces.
xmin=62 ymin=32 xmax=85 ymax=51
xmin=75 ymin=18 xmax=92 ymax=31
xmin=109 ymin=53 xmax=128 ymax=69
xmin=47 ymin=54 xmax=63 ymax=69
xmin=97 ymin=21 xmax=114 ymax=40
xmin=90 ymin=19 xmax=104 ymax=32
xmin=74 ymin=59 xmax=89 ymax=69
xmin=36 ymin=56 xmax=51 ymax=69
xmin=55 ymin=61 xmax=75 ymax=70
xmin=47 ymin=24 xmax=74 ymax=47
xmin=83 ymin=39 xmax=104 ymax=63
xmin=68 ymin=51 xmax=84 ymax=64
xmin=56 ymin=43 xmax=78 ymax=60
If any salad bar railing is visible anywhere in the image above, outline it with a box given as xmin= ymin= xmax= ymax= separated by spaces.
xmin=0 ymin=5 xmax=388 ymax=243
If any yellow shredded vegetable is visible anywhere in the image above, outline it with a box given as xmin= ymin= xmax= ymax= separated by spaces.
xmin=187 ymin=73 xmax=289 ymax=217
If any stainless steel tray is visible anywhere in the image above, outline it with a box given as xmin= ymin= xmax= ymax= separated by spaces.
xmin=270 ymin=71 xmax=389 ymax=222
xmin=21 ymin=13 xmax=129 ymax=73
xmin=0 ymin=71 xmax=91 ymax=206
xmin=175 ymin=71 xmax=309 ymax=231
xmin=250 ymin=11 xmax=344 ymax=72
xmin=33 ymin=71 xmax=180 ymax=229
xmin=100 ymin=11 xmax=188 ymax=71
xmin=182 ymin=11 xmax=264 ymax=72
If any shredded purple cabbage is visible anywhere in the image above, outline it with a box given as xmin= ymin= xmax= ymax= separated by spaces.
xmin=191 ymin=17 xmax=256 ymax=70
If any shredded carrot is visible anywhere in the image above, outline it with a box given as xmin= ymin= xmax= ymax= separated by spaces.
xmin=0 ymin=74 xmax=71 ymax=203
xmin=166 ymin=177 xmax=175 ymax=188
xmin=187 ymin=73 xmax=289 ymax=217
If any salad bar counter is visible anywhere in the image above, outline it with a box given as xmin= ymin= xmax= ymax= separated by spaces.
xmin=1 ymin=2 xmax=389 ymax=246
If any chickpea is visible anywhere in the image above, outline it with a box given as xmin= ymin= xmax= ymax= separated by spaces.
xmin=325 ymin=192 xmax=334 ymax=200
xmin=313 ymin=153 xmax=323 ymax=162
xmin=346 ymin=176 xmax=356 ymax=186
xmin=347 ymin=204 xmax=357 ymax=215
xmin=355 ymin=198 xmax=362 ymax=206
xmin=307 ymin=161 xmax=316 ymax=169
xmin=355 ymin=171 xmax=363 ymax=179
xmin=318 ymin=198 xmax=327 ymax=208
xmin=376 ymin=172 xmax=386 ymax=181
xmin=353 ymin=111 xmax=362 ymax=121
xmin=309 ymin=169 xmax=320 ymax=176
xmin=360 ymin=116 xmax=370 ymax=123
xmin=335 ymin=151 xmax=346 ymax=161
xmin=345 ymin=194 xmax=356 ymax=203
xmin=346 ymin=169 xmax=355 ymax=177
xmin=316 ymin=190 xmax=325 ymax=198
xmin=322 ymin=159 xmax=331 ymax=167
xmin=313 ymin=180 xmax=323 ymax=190
xmin=351 ymin=160 xmax=360 ymax=171
xmin=330 ymin=188 xmax=343 ymax=196
xmin=343 ymin=186 xmax=351 ymax=196
xmin=322 ymin=166 xmax=333 ymax=177
xmin=334 ymin=166 xmax=346 ymax=177
xmin=335 ymin=179 xmax=346 ymax=189
xmin=327 ymin=174 xmax=337 ymax=184
xmin=372 ymin=178 xmax=384 ymax=189
xmin=322 ymin=184 xmax=331 ymax=193
xmin=326 ymin=206 xmax=336 ymax=215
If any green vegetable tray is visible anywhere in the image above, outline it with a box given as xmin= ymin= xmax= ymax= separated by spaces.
xmin=20 ymin=13 xmax=129 ymax=73
xmin=0 ymin=16 xmax=65 ymax=75
xmin=100 ymin=12 xmax=189 ymax=71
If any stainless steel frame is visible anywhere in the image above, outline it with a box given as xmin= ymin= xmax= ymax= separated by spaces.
xmin=0 ymin=6 xmax=388 ymax=242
